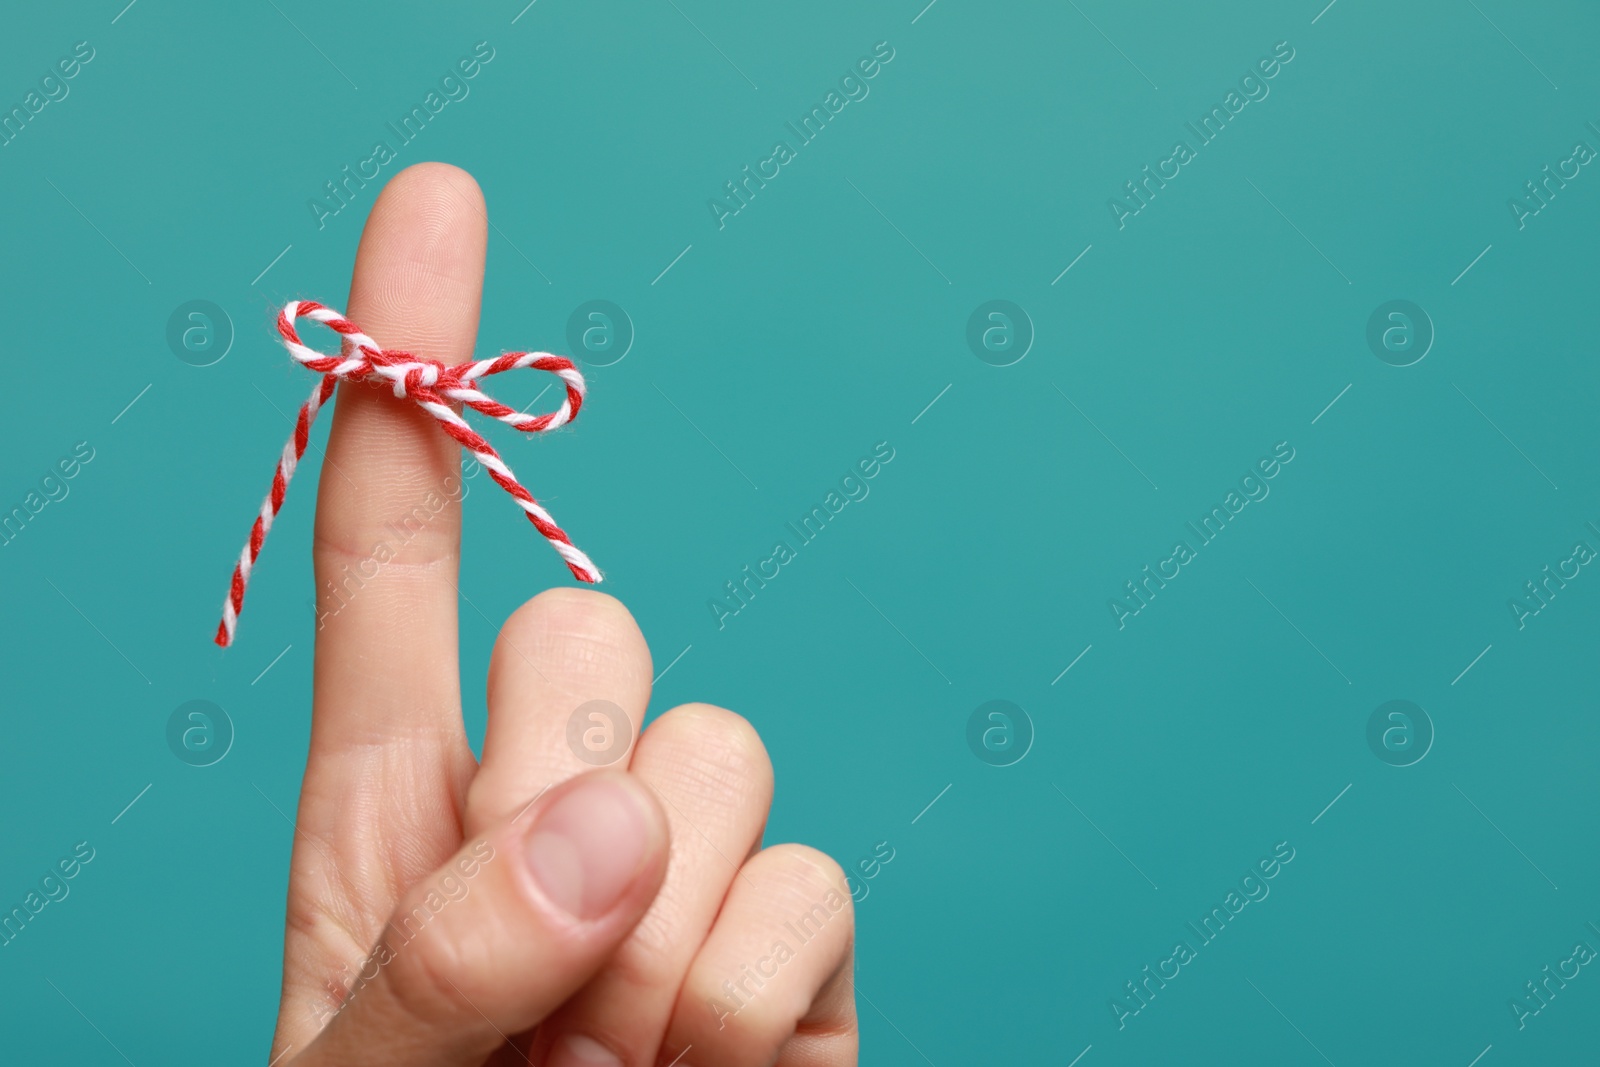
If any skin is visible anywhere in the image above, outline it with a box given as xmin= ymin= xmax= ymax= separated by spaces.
xmin=269 ymin=162 xmax=857 ymax=1067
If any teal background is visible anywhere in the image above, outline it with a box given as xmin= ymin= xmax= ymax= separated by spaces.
xmin=3 ymin=0 xmax=1599 ymax=1062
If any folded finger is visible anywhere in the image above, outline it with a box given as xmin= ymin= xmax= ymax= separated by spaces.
xmin=466 ymin=588 xmax=653 ymax=836
xmin=533 ymin=704 xmax=774 ymax=1067
xmin=663 ymin=844 xmax=858 ymax=1067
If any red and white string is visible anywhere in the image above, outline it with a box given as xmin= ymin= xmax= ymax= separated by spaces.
xmin=216 ymin=300 xmax=599 ymax=647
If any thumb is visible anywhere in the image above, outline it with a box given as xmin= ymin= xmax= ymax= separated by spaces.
xmin=295 ymin=772 xmax=669 ymax=1066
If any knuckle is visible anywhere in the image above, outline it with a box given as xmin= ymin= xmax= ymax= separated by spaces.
xmin=755 ymin=844 xmax=854 ymax=925
xmin=747 ymin=846 xmax=855 ymax=959
xmin=688 ymin=967 xmax=794 ymax=1052
xmin=381 ymin=902 xmax=484 ymax=1027
xmin=312 ymin=510 xmax=459 ymax=573
xmin=577 ymin=933 xmax=680 ymax=1003
xmin=498 ymin=587 xmax=644 ymax=671
xmin=653 ymin=703 xmax=772 ymax=786
xmin=763 ymin=843 xmax=848 ymax=888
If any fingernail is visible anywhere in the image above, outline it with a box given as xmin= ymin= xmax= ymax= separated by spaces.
xmin=547 ymin=1034 xmax=622 ymax=1067
xmin=524 ymin=774 xmax=653 ymax=920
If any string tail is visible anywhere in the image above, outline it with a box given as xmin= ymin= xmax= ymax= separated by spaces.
xmin=215 ymin=371 xmax=337 ymax=647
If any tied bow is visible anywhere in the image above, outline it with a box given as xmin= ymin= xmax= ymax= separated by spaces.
xmin=216 ymin=300 xmax=599 ymax=647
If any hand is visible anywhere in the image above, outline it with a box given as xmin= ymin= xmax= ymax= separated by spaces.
xmin=268 ymin=163 xmax=857 ymax=1067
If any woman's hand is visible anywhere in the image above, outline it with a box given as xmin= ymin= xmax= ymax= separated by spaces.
xmin=268 ymin=163 xmax=857 ymax=1067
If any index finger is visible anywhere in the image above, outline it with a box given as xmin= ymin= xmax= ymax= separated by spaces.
xmin=273 ymin=162 xmax=493 ymax=1052
xmin=311 ymin=162 xmax=486 ymax=758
